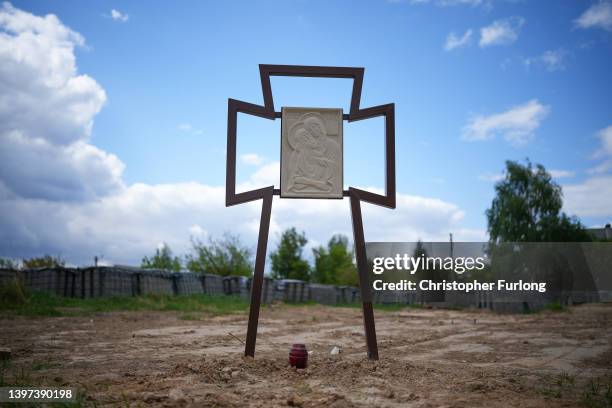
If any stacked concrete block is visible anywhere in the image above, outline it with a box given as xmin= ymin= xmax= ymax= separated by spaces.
xmin=19 ymin=269 xmax=62 ymax=296
xmin=283 ymin=281 xmax=309 ymax=303
xmin=200 ymin=273 xmax=224 ymax=295
xmin=99 ymin=268 xmax=137 ymax=297
xmin=247 ymin=277 xmax=276 ymax=304
xmin=336 ymin=286 xmax=361 ymax=304
xmin=173 ymin=273 xmax=204 ymax=295
xmin=308 ymin=283 xmax=337 ymax=305
xmin=0 ymin=269 xmax=16 ymax=286
xmin=139 ymin=269 xmax=174 ymax=295
xmin=223 ymin=276 xmax=249 ymax=299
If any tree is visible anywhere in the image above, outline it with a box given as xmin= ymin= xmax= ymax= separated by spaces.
xmin=270 ymin=228 xmax=310 ymax=281
xmin=141 ymin=243 xmax=182 ymax=272
xmin=312 ymin=234 xmax=358 ymax=286
xmin=486 ymin=160 xmax=590 ymax=243
xmin=186 ymin=233 xmax=253 ymax=277
xmin=22 ymin=255 xmax=65 ymax=269
xmin=0 ymin=258 xmax=20 ymax=269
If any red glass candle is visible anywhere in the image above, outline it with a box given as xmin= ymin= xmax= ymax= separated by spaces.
xmin=289 ymin=343 xmax=308 ymax=369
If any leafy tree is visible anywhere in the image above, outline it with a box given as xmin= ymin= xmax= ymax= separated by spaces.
xmin=270 ymin=228 xmax=310 ymax=281
xmin=312 ymin=234 xmax=358 ymax=286
xmin=186 ymin=233 xmax=253 ymax=276
xmin=141 ymin=243 xmax=182 ymax=272
xmin=0 ymin=257 xmax=20 ymax=269
xmin=486 ymin=160 xmax=590 ymax=243
xmin=22 ymin=255 xmax=65 ymax=269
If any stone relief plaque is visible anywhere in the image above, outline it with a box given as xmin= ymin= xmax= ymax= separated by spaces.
xmin=280 ymin=107 xmax=343 ymax=199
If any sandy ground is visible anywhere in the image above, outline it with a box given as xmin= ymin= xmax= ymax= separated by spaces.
xmin=1 ymin=303 xmax=612 ymax=407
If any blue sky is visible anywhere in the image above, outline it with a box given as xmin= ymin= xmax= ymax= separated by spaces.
xmin=1 ymin=0 xmax=611 ymax=265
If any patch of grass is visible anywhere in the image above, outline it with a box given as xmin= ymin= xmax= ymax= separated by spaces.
xmin=544 ymin=302 xmax=569 ymax=313
xmin=580 ymin=378 xmax=612 ymax=408
xmin=0 ymin=291 xmax=250 ymax=317
xmin=541 ymin=387 xmax=562 ymax=398
xmin=0 ymin=275 xmax=29 ymax=307
xmin=540 ymin=372 xmax=576 ymax=400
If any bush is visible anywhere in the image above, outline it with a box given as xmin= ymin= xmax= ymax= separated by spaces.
xmin=0 ymin=274 xmax=29 ymax=308
xmin=186 ymin=233 xmax=253 ymax=277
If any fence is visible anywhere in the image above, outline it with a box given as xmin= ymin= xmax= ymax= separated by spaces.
xmin=0 ymin=267 xmax=601 ymax=312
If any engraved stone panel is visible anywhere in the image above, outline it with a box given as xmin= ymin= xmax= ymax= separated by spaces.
xmin=281 ymin=107 xmax=343 ymax=199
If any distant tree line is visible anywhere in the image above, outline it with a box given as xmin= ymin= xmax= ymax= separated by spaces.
xmin=138 ymin=228 xmax=359 ymax=286
xmin=0 ymin=255 xmax=66 ymax=270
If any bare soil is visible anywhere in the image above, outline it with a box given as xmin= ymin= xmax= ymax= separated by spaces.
xmin=1 ymin=303 xmax=612 ymax=407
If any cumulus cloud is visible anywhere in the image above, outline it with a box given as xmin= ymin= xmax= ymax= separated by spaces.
xmin=240 ymin=153 xmax=264 ymax=166
xmin=444 ymin=29 xmax=472 ymax=51
xmin=462 ymin=99 xmax=550 ymax=146
xmin=587 ymin=125 xmax=612 ymax=175
xmin=0 ymin=3 xmax=482 ymax=265
xmin=177 ymin=123 xmax=203 ymax=135
xmin=110 ymin=9 xmax=128 ymax=23
xmin=0 ymin=2 xmax=122 ymax=201
xmin=563 ymin=126 xmax=612 ymax=218
xmin=478 ymin=173 xmax=504 ymax=182
xmin=479 ymin=17 xmax=525 ymax=47
xmin=0 ymin=180 xmax=482 ymax=265
xmin=548 ymin=169 xmax=575 ymax=179
xmin=575 ymin=2 xmax=612 ymax=32
xmin=523 ymin=49 xmax=569 ymax=72
xmin=563 ymin=175 xmax=612 ymax=217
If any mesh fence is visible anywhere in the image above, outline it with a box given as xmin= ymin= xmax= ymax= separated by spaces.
xmin=1 ymin=266 xmax=603 ymax=312
xmin=308 ymin=283 xmax=337 ymax=305
xmin=283 ymin=281 xmax=309 ymax=303
xmin=200 ymin=274 xmax=224 ymax=295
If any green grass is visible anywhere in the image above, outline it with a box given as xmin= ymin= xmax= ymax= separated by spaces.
xmin=580 ymin=379 xmax=612 ymax=408
xmin=0 ymin=291 xmax=250 ymax=318
xmin=543 ymin=302 xmax=569 ymax=313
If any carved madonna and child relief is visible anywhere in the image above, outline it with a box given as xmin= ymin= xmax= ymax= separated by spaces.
xmin=280 ymin=107 xmax=343 ymax=198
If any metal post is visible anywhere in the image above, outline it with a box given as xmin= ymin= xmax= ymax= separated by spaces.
xmin=244 ymin=188 xmax=273 ymax=357
xmin=349 ymin=189 xmax=379 ymax=360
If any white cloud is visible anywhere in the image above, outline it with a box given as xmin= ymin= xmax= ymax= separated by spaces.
xmin=478 ymin=173 xmax=504 ymax=182
xmin=575 ymin=2 xmax=612 ymax=32
xmin=189 ymin=224 xmax=206 ymax=238
xmin=0 ymin=4 xmax=482 ymax=265
xmin=177 ymin=122 xmax=203 ymax=135
xmin=523 ymin=49 xmax=568 ymax=72
xmin=548 ymin=169 xmax=575 ymax=179
xmin=0 ymin=2 xmax=120 ymax=201
xmin=593 ymin=125 xmax=612 ymax=158
xmin=240 ymin=153 xmax=264 ymax=166
xmin=563 ymin=126 xmax=612 ymax=218
xmin=588 ymin=125 xmax=612 ymax=175
xmin=462 ymin=99 xmax=550 ymax=146
xmin=444 ymin=29 xmax=473 ymax=51
xmin=479 ymin=17 xmax=525 ymax=47
xmin=563 ymin=175 xmax=612 ymax=217
xmin=0 ymin=178 xmax=481 ymax=265
xmin=110 ymin=9 xmax=129 ymax=23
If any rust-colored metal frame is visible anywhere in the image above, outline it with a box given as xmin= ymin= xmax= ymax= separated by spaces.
xmin=226 ymin=64 xmax=396 ymax=360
